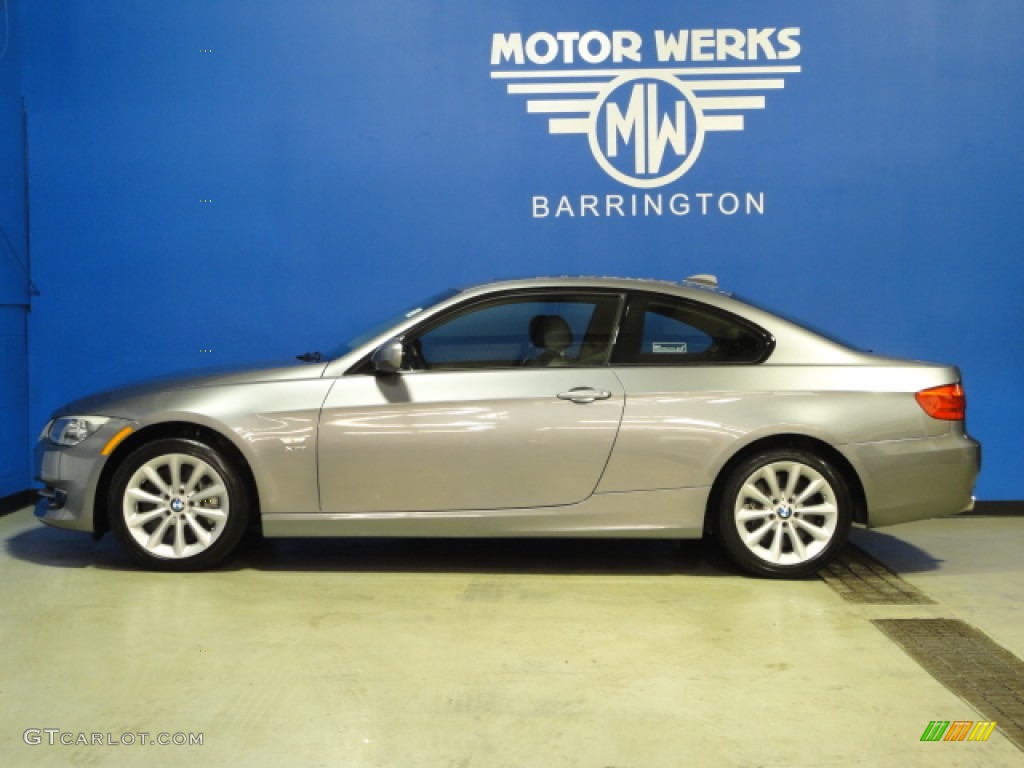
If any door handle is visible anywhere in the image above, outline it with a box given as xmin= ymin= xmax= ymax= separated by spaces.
xmin=557 ymin=387 xmax=613 ymax=404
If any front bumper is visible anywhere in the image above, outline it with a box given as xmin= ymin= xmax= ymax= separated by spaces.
xmin=34 ymin=417 xmax=135 ymax=533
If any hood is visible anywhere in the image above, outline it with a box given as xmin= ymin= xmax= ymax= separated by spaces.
xmin=53 ymin=360 xmax=328 ymax=418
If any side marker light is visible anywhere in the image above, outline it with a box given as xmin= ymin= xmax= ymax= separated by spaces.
xmin=101 ymin=427 xmax=135 ymax=456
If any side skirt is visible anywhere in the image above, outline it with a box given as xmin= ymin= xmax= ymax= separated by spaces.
xmin=261 ymin=487 xmax=710 ymax=539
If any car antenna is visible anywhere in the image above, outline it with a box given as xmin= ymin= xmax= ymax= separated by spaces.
xmin=684 ymin=274 xmax=718 ymax=287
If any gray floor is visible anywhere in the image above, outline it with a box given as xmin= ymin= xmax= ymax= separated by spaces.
xmin=1 ymin=506 xmax=1022 ymax=767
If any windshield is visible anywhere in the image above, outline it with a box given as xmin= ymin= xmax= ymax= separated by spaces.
xmin=326 ymin=288 xmax=460 ymax=359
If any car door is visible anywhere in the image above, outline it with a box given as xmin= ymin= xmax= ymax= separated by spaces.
xmin=317 ymin=291 xmax=625 ymax=513
xmin=597 ymin=292 xmax=773 ymax=493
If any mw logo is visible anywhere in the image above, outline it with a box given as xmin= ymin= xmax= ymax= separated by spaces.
xmin=591 ymin=74 xmax=703 ymax=188
xmin=491 ymin=32 xmax=801 ymax=189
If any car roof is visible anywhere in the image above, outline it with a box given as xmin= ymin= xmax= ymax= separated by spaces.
xmin=455 ymin=275 xmax=732 ymax=300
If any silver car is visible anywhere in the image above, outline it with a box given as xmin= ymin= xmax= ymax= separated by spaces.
xmin=34 ymin=276 xmax=980 ymax=577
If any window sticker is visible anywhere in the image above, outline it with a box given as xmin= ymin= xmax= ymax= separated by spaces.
xmin=652 ymin=341 xmax=687 ymax=354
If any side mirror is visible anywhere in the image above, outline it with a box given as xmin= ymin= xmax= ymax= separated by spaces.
xmin=371 ymin=339 xmax=405 ymax=374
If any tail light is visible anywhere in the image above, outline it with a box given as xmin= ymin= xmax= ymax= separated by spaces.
xmin=915 ymin=383 xmax=966 ymax=420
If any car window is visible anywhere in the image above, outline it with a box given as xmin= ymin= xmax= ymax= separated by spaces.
xmin=407 ymin=293 xmax=622 ymax=370
xmin=612 ymin=294 xmax=769 ymax=365
xmin=641 ymin=306 xmax=714 ymax=355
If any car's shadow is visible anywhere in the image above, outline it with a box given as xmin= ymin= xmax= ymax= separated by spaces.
xmin=231 ymin=534 xmax=736 ymax=576
xmin=6 ymin=522 xmax=743 ymax=577
xmin=5 ymin=514 xmax=945 ymax=577
xmin=848 ymin=527 xmax=945 ymax=573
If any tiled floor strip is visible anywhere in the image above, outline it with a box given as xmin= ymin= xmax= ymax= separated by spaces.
xmin=819 ymin=543 xmax=1023 ymax=752
xmin=820 ymin=543 xmax=935 ymax=605
xmin=873 ymin=618 xmax=1024 ymax=751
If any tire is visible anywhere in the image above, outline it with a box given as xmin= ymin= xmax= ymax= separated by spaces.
xmin=714 ymin=448 xmax=852 ymax=579
xmin=108 ymin=438 xmax=250 ymax=571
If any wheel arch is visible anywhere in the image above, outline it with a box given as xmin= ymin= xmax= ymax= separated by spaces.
xmin=93 ymin=421 xmax=262 ymax=538
xmin=704 ymin=433 xmax=868 ymax=534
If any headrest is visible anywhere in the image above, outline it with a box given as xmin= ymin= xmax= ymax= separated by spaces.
xmin=529 ymin=314 xmax=572 ymax=351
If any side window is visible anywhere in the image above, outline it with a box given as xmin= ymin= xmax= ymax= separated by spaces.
xmin=613 ymin=295 xmax=768 ymax=365
xmin=408 ymin=293 xmax=621 ymax=370
xmin=641 ymin=306 xmax=714 ymax=356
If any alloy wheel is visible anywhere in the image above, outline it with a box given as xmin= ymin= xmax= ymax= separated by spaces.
xmin=121 ymin=452 xmax=231 ymax=560
xmin=732 ymin=460 xmax=840 ymax=566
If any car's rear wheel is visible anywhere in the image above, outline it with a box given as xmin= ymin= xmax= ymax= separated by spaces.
xmin=715 ymin=448 xmax=852 ymax=578
xmin=108 ymin=438 xmax=249 ymax=571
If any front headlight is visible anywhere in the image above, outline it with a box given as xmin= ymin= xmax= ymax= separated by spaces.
xmin=38 ymin=419 xmax=55 ymax=442
xmin=48 ymin=416 xmax=111 ymax=447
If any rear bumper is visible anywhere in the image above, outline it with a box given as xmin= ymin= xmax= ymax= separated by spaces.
xmin=839 ymin=430 xmax=981 ymax=528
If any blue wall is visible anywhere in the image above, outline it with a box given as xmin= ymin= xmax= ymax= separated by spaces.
xmin=0 ymin=308 xmax=28 ymax=498
xmin=0 ymin=0 xmax=29 ymax=498
xmin=15 ymin=0 xmax=1024 ymax=499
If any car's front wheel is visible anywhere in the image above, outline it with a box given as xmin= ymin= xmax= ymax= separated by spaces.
xmin=715 ymin=448 xmax=852 ymax=578
xmin=108 ymin=438 xmax=250 ymax=571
